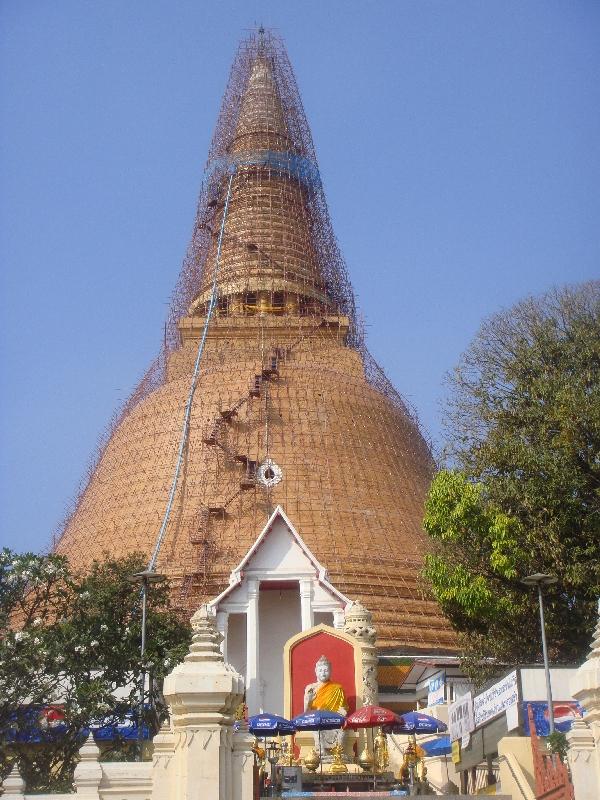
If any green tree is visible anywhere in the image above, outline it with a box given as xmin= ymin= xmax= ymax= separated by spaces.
xmin=423 ymin=281 xmax=600 ymax=684
xmin=0 ymin=550 xmax=191 ymax=792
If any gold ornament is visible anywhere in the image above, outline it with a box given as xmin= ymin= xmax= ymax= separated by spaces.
xmin=303 ymin=748 xmax=320 ymax=772
xmin=329 ymin=742 xmax=348 ymax=774
xmin=251 ymin=738 xmax=265 ymax=765
xmin=374 ymin=730 xmax=389 ymax=771
xmin=277 ymin=740 xmax=299 ymax=766
xmin=358 ymin=743 xmax=374 ymax=772
xmin=276 ymin=742 xmax=287 ymax=766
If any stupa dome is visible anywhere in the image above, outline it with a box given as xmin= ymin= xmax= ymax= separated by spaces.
xmin=54 ymin=30 xmax=455 ymax=653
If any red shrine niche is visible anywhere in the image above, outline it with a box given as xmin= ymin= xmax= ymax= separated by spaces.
xmin=287 ymin=627 xmax=358 ymax=718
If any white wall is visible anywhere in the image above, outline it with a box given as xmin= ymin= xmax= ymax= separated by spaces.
xmin=258 ymin=587 xmax=301 ymax=715
xmin=228 ymin=613 xmax=247 ymax=680
xmin=520 ymin=667 xmax=577 ymax=701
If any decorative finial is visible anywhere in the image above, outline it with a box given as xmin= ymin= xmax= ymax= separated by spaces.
xmin=185 ymin=604 xmax=224 ymax=663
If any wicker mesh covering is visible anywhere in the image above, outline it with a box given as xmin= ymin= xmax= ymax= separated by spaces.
xmin=53 ymin=30 xmax=456 ymax=652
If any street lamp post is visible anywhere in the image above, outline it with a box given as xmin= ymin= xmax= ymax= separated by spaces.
xmin=521 ymin=573 xmax=558 ymax=735
xmin=266 ymin=740 xmax=280 ymax=797
xmin=128 ymin=569 xmax=166 ymax=760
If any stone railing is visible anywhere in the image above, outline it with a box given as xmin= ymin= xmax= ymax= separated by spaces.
xmin=0 ymin=735 xmax=152 ymax=800
xmin=1 ymin=606 xmax=254 ymax=800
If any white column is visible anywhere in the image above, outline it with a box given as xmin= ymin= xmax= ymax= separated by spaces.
xmin=216 ymin=610 xmax=228 ymax=660
xmin=300 ymin=579 xmax=314 ymax=631
xmin=232 ymin=719 xmax=256 ymax=800
xmin=151 ymin=721 xmax=176 ymax=800
xmin=73 ymin=733 xmax=102 ymax=799
xmin=333 ymin=608 xmax=345 ymax=629
xmin=246 ymin=579 xmax=260 ymax=714
xmin=2 ymin=764 xmax=26 ymax=798
xmin=567 ymin=719 xmax=598 ymax=800
xmin=161 ymin=606 xmax=245 ymax=800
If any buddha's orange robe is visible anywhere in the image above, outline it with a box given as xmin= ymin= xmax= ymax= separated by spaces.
xmin=308 ymin=681 xmax=348 ymax=713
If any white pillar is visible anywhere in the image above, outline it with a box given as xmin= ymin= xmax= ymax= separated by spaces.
xmin=567 ymin=718 xmax=599 ymax=800
xmin=2 ymin=764 xmax=25 ymax=798
xmin=300 ymin=579 xmax=314 ymax=631
xmin=73 ymin=733 xmax=102 ymax=799
xmin=333 ymin=608 xmax=345 ymax=629
xmin=568 ymin=601 xmax=600 ymax=800
xmin=161 ymin=605 xmax=245 ymax=800
xmin=216 ymin=609 xmax=228 ymax=660
xmin=151 ymin=720 xmax=176 ymax=800
xmin=246 ymin=579 xmax=260 ymax=714
xmin=344 ymin=602 xmax=379 ymax=706
xmin=232 ymin=719 xmax=256 ymax=800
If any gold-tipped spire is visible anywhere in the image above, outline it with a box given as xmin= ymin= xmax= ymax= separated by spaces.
xmin=189 ymin=50 xmax=329 ymax=317
xmin=229 ymin=55 xmax=292 ymax=155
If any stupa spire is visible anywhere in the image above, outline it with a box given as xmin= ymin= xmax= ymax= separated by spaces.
xmin=229 ymin=53 xmax=292 ymax=155
xmin=187 ymin=33 xmax=334 ymax=319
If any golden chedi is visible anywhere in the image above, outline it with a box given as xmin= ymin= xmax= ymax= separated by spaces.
xmin=53 ymin=29 xmax=455 ymax=652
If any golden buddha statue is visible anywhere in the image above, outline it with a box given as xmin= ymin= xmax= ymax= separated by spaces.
xmin=303 ymin=655 xmax=348 ymax=714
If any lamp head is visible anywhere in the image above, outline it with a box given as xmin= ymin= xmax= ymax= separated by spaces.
xmin=521 ymin=573 xmax=558 ymax=587
xmin=128 ymin=570 xmax=166 ymax=585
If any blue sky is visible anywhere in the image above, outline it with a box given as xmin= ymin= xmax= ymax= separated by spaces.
xmin=1 ymin=0 xmax=599 ymax=553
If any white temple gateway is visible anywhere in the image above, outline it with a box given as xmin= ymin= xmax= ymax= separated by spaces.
xmin=209 ymin=506 xmax=356 ymax=716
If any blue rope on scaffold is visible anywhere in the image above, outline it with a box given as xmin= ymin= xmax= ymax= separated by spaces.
xmin=147 ymin=170 xmax=235 ymax=571
xmin=206 ymin=150 xmax=321 ymax=188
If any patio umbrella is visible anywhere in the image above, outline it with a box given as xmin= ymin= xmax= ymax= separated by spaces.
xmin=421 ymin=735 xmax=452 ymax=756
xmin=248 ymin=713 xmax=295 ymax=736
xmin=383 ymin=711 xmax=448 ymax=735
xmin=344 ymin=706 xmax=402 ymax=789
xmin=344 ymin=705 xmax=402 ymax=729
xmin=292 ymin=710 xmax=345 ymax=777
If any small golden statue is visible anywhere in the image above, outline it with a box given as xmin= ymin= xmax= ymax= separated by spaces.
xmin=303 ymin=748 xmax=320 ymax=772
xmin=329 ymin=742 xmax=348 ymax=774
xmin=358 ymin=742 xmax=374 ymax=771
xmin=399 ymin=739 xmax=428 ymax=784
xmin=251 ymin=738 xmax=266 ymax=765
xmin=374 ymin=729 xmax=389 ymax=771
xmin=277 ymin=740 xmax=299 ymax=767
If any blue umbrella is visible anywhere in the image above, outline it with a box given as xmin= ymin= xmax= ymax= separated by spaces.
xmin=291 ymin=710 xmax=345 ymax=777
xmin=248 ymin=713 xmax=295 ymax=736
xmin=383 ymin=711 xmax=448 ymax=735
xmin=291 ymin=710 xmax=345 ymax=731
xmin=421 ymin=735 xmax=452 ymax=756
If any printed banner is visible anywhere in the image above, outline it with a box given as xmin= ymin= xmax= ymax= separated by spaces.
xmin=449 ymin=691 xmax=475 ymax=742
xmin=427 ymin=675 xmax=445 ymax=707
xmin=474 ymin=671 xmax=519 ymax=728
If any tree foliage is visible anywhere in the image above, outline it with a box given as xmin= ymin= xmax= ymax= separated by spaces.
xmin=0 ymin=550 xmax=191 ymax=791
xmin=423 ymin=281 xmax=600 ymax=683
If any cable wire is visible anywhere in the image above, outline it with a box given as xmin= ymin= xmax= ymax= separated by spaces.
xmin=148 ymin=171 xmax=235 ymax=571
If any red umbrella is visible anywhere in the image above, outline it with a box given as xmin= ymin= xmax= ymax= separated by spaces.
xmin=344 ymin=706 xmax=403 ymax=790
xmin=344 ymin=705 xmax=403 ymax=729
